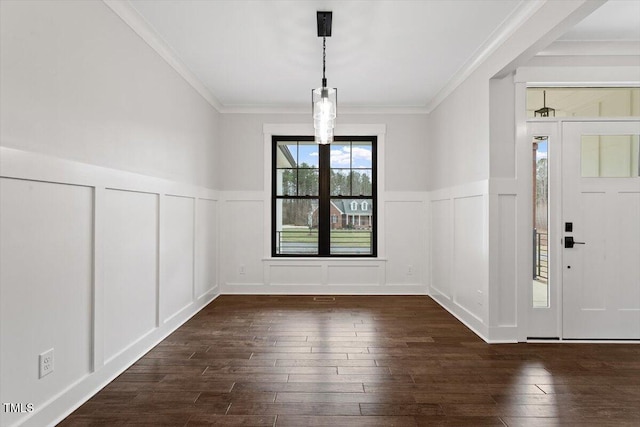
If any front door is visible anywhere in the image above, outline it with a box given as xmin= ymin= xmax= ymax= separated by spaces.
xmin=562 ymin=121 xmax=640 ymax=339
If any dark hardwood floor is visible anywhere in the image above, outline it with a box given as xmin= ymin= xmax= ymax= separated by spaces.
xmin=60 ymin=295 xmax=640 ymax=426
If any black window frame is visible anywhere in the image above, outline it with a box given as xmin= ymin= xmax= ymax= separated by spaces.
xmin=272 ymin=135 xmax=377 ymax=257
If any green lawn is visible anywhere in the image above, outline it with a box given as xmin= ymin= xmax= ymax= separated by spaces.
xmin=280 ymin=229 xmax=371 ymax=247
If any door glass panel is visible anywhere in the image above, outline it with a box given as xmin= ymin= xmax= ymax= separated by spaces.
xmin=581 ymin=135 xmax=639 ymax=177
xmin=533 ymin=137 xmax=549 ymax=308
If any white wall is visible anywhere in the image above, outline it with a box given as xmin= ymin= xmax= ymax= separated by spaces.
xmin=218 ymin=115 xmax=430 ymax=294
xmin=0 ymin=1 xmax=220 ymax=426
xmin=0 ymin=0 xmax=219 ymax=188
xmin=219 ymin=113 xmax=429 ymax=192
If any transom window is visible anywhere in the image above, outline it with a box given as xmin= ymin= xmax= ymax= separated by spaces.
xmin=272 ymin=136 xmax=377 ymax=257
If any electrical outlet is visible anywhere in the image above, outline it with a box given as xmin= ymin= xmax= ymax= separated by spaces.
xmin=39 ymin=348 xmax=54 ymax=378
xmin=239 ymin=265 xmax=246 ymax=275
xmin=407 ymin=265 xmax=414 ymax=275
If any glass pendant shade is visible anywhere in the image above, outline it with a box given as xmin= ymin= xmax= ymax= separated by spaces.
xmin=312 ymin=87 xmax=337 ymax=144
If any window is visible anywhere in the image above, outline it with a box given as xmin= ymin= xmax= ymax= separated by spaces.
xmin=526 ymin=87 xmax=640 ymax=118
xmin=272 ymin=136 xmax=376 ymax=256
xmin=581 ymin=134 xmax=639 ymax=177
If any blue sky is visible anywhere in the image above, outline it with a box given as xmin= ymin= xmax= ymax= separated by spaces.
xmin=536 ymin=139 xmax=548 ymax=161
xmin=298 ymin=143 xmax=372 ymax=168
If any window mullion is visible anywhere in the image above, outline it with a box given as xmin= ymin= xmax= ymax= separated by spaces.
xmin=318 ymin=144 xmax=331 ymax=255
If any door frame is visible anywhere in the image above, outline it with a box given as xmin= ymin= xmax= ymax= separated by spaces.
xmin=517 ymin=116 xmax=640 ymax=342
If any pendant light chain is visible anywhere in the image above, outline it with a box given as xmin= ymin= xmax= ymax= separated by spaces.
xmin=322 ymin=36 xmax=327 ymax=88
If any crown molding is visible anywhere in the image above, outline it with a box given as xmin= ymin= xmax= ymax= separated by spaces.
xmin=221 ymin=105 xmax=429 ymax=115
xmin=426 ymin=0 xmax=546 ymax=113
xmin=104 ymin=0 xmax=549 ymax=116
xmin=515 ymin=65 xmax=640 ymax=85
xmin=103 ymin=0 xmax=224 ymax=112
xmin=537 ymin=40 xmax=640 ymax=56
xmin=104 ymin=0 xmax=429 ymax=115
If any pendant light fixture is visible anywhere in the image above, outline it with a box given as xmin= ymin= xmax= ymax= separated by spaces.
xmin=534 ymin=90 xmax=555 ymax=117
xmin=313 ymin=11 xmax=337 ymax=145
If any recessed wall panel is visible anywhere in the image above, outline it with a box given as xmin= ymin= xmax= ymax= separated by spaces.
xmin=430 ymin=199 xmax=452 ymax=298
xmin=104 ymin=189 xmax=158 ymax=361
xmin=386 ymin=201 xmax=424 ymax=284
xmin=453 ymin=195 xmax=485 ymax=320
xmin=162 ymin=195 xmax=195 ymax=321
xmin=196 ymin=199 xmax=217 ymax=298
xmin=327 ymin=265 xmax=380 ymax=286
xmin=0 ymin=178 xmax=93 ymax=427
xmin=498 ymin=194 xmax=517 ymax=326
xmin=269 ymin=264 xmax=322 ymax=285
xmin=222 ymin=200 xmax=264 ymax=284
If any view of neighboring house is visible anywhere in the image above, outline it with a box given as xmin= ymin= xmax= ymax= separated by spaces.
xmin=314 ymin=199 xmax=373 ymax=230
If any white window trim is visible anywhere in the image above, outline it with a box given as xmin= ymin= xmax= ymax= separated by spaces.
xmin=263 ymin=123 xmax=386 ymax=259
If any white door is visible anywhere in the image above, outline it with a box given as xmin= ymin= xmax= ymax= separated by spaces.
xmin=562 ymin=121 xmax=640 ymax=339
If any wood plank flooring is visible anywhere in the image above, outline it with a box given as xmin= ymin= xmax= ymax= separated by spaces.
xmin=60 ymin=295 xmax=640 ymax=426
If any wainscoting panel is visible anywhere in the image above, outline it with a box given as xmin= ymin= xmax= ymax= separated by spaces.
xmin=428 ymin=181 xmax=489 ymax=340
xmin=384 ymin=200 xmax=427 ymax=286
xmin=497 ymin=194 xmax=517 ymax=327
xmin=453 ymin=195 xmax=486 ymax=321
xmin=0 ymin=147 xmax=219 ymax=427
xmin=161 ymin=195 xmax=195 ymax=322
xmin=222 ymin=190 xmax=426 ymax=295
xmin=327 ymin=264 xmax=381 ymax=286
xmin=103 ymin=189 xmax=159 ymax=362
xmin=268 ymin=264 xmax=323 ymax=286
xmin=0 ymin=178 xmax=94 ymax=427
xmin=430 ymin=199 xmax=453 ymax=299
xmin=221 ymin=199 xmax=265 ymax=288
xmin=195 ymin=198 xmax=218 ymax=299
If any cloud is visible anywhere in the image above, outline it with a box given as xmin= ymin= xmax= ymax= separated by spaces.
xmin=330 ymin=147 xmax=351 ymax=166
xmin=330 ymin=146 xmax=372 ymax=167
xmin=352 ymin=147 xmax=372 ymax=166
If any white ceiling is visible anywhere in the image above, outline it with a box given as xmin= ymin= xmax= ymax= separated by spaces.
xmin=558 ymin=0 xmax=640 ymax=41
xmin=126 ymin=0 xmax=639 ymax=111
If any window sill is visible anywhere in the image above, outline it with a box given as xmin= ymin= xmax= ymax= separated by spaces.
xmin=262 ymin=257 xmax=387 ymax=262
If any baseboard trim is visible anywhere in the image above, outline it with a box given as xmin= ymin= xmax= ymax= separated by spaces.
xmin=222 ymin=284 xmax=428 ymax=295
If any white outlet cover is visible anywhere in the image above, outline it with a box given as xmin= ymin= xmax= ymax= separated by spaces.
xmin=39 ymin=348 xmax=54 ymax=378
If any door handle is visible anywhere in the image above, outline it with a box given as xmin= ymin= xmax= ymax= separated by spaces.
xmin=564 ymin=236 xmax=586 ymax=248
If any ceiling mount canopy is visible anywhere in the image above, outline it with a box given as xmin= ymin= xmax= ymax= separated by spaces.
xmin=317 ymin=11 xmax=332 ymax=37
xmin=312 ymin=11 xmax=337 ymax=145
